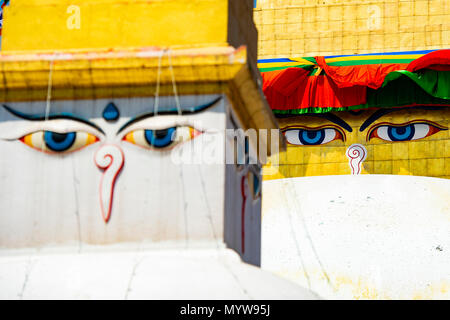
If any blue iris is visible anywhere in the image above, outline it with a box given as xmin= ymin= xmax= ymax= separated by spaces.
xmin=144 ymin=127 xmax=176 ymax=148
xmin=299 ymin=129 xmax=325 ymax=145
xmin=44 ymin=131 xmax=76 ymax=152
xmin=387 ymin=125 xmax=415 ymax=141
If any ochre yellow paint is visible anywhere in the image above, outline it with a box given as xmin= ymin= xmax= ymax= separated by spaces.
xmin=23 ymin=134 xmax=33 ymax=148
xmin=264 ymin=108 xmax=450 ymax=180
xmin=3 ymin=0 xmax=229 ymax=52
xmin=86 ymin=133 xmax=98 ymax=146
xmin=124 ymin=132 xmax=136 ymax=145
xmin=0 ymin=47 xmax=245 ymax=101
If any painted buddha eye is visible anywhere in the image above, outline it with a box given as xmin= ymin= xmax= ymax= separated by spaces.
xmin=283 ymin=127 xmax=344 ymax=146
xmin=21 ymin=131 xmax=99 ymax=153
xmin=368 ymin=122 xmax=446 ymax=142
xmin=123 ymin=126 xmax=201 ymax=150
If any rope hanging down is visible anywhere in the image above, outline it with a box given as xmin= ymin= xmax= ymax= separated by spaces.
xmin=42 ymin=57 xmax=55 ymax=152
xmin=153 ymin=49 xmax=182 ymax=116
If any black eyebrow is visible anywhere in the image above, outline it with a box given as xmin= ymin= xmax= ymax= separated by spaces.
xmin=276 ymin=112 xmax=353 ymax=132
xmin=2 ymin=104 xmax=105 ymax=134
xmin=117 ymin=96 xmax=222 ymax=134
xmin=359 ymin=106 xmax=447 ymax=132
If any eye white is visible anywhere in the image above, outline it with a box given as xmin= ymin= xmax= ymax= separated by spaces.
xmin=284 ymin=130 xmax=303 ymax=145
xmin=322 ymin=129 xmax=337 ymax=144
xmin=174 ymin=127 xmax=191 ymax=142
xmin=375 ymin=126 xmax=391 ymax=141
xmin=411 ymin=124 xmax=431 ymax=140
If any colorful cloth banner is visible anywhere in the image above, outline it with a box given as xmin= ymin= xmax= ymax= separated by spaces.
xmin=260 ymin=49 xmax=450 ymax=114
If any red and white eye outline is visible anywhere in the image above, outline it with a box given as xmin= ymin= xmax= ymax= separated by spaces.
xmin=367 ymin=120 xmax=447 ymax=142
xmin=282 ymin=125 xmax=345 ymax=146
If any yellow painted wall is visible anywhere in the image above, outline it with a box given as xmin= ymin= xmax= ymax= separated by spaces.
xmin=265 ymin=107 xmax=450 ymax=179
xmin=254 ymin=0 xmax=450 ymax=58
xmin=3 ymin=0 xmax=231 ymax=52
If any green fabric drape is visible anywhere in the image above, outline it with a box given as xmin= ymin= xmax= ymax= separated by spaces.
xmin=272 ymin=72 xmax=450 ymax=115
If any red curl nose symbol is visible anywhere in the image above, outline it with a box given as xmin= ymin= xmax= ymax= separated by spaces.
xmin=346 ymin=144 xmax=367 ymax=175
xmin=94 ymin=144 xmax=125 ymax=223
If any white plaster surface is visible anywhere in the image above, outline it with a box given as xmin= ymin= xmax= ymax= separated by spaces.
xmin=0 ymin=244 xmax=319 ymax=300
xmin=261 ymin=175 xmax=450 ymax=300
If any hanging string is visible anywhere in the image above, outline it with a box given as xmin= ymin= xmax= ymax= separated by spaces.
xmin=153 ymin=49 xmax=164 ymax=116
xmin=45 ymin=58 xmax=55 ymax=121
xmin=42 ymin=57 xmax=55 ymax=152
xmin=153 ymin=49 xmax=181 ymax=116
xmin=167 ymin=49 xmax=182 ymax=115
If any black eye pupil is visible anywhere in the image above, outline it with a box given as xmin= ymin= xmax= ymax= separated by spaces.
xmin=306 ymin=131 xmax=318 ymax=139
xmin=154 ymin=129 xmax=169 ymax=139
xmin=51 ymin=132 xmax=69 ymax=143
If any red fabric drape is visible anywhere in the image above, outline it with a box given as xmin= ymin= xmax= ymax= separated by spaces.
xmin=406 ymin=49 xmax=450 ymax=72
xmin=315 ymin=56 xmax=409 ymax=89
xmin=262 ymin=68 xmax=366 ymax=111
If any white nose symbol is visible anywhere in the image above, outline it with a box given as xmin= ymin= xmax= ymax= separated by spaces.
xmin=94 ymin=144 xmax=125 ymax=223
xmin=346 ymin=144 xmax=367 ymax=175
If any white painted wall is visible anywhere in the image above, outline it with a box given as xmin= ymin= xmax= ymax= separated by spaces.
xmin=261 ymin=175 xmax=450 ymax=299
xmin=0 ymin=95 xmax=227 ymax=248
